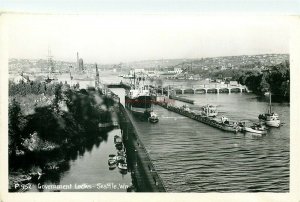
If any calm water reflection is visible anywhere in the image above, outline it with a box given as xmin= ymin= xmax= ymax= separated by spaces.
xmin=29 ymin=129 xmax=132 ymax=192
xmin=109 ymin=76 xmax=289 ymax=192
xmin=117 ymin=90 xmax=289 ymax=192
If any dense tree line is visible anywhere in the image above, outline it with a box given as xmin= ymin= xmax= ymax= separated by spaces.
xmin=9 ymin=80 xmax=81 ymax=97
xmin=8 ymin=99 xmax=28 ymax=157
xmin=203 ymin=61 xmax=290 ymax=99
xmin=238 ymin=61 xmax=289 ymax=98
xmin=9 ymin=81 xmax=115 ymax=166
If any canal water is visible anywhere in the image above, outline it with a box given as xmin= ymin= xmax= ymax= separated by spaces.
xmin=111 ymin=87 xmax=289 ymax=192
xmin=51 ymin=74 xmax=289 ymax=192
xmin=29 ymin=129 xmax=132 ymax=192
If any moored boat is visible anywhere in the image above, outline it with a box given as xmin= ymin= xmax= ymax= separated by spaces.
xmin=259 ymin=113 xmax=280 ymax=127
xmin=116 ymin=155 xmax=126 ymax=163
xmin=109 ymin=164 xmax=117 ymax=170
xmin=117 ymin=150 xmax=126 ymax=157
xmin=114 ymin=135 xmax=122 ymax=144
xmin=108 ymin=158 xmax=117 ymax=166
xmin=118 ymin=163 xmax=128 ymax=170
xmin=243 ymin=123 xmax=267 ymax=135
xmin=115 ymin=143 xmax=123 ymax=150
xmin=259 ymin=91 xmax=281 ymax=127
xmin=148 ymin=111 xmax=159 ymax=123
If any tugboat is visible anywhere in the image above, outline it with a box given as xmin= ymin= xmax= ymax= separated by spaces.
xmin=148 ymin=111 xmax=159 ymax=123
xmin=258 ymin=92 xmax=281 ymax=127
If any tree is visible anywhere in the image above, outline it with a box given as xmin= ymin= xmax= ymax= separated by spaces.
xmin=259 ymin=74 xmax=270 ymax=93
xmin=8 ymin=99 xmax=26 ymax=156
xmin=53 ymin=84 xmax=63 ymax=111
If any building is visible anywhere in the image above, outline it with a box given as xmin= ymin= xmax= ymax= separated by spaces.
xmin=134 ymin=69 xmax=145 ymax=74
xmin=77 ymin=52 xmax=84 ymax=71
xmin=174 ymin=68 xmax=183 ymax=74
xmin=78 ymin=58 xmax=84 ymax=70
xmin=229 ymin=81 xmax=238 ymax=86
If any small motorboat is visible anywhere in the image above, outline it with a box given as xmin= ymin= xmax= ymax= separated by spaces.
xmin=108 ymin=158 xmax=117 ymax=166
xmin=115 ymin=143 xmax=123 ymax=150
xmin=117 ymin=150 xmax=126 ymax=157
xmin=109 ymin=163 xmax=117 ymax=170
xmin=118 ymin=163 xmax=128 ymax=171
xmin=116 ymin=155 xmax=126 ymax=163
xmin=114 ymin=135 xmax=122 ymax=144
xmin=148 ymin=112 xmax=159 ymax=123
xmin=243 ymin=123 xmax=267 ymax=135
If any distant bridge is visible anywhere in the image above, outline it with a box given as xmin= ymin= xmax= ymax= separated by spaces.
xmin=105 ymin=82 xmax=249 ymax=95
xmin=157 ymin=83 xmax=249 ymax=95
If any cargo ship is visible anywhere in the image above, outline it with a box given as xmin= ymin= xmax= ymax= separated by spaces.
xmin=124 ymin=73 xmax=152 ymax=117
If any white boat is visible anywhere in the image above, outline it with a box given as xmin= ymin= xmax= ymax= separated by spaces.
xmin=108 ymin=158 xmax=117 ymax=166
xmin=148 ymin=111 xmax=159 ymax=123
xmin=243 ymin=123 xmax=267 ymax=135
xmin=114 ymin=135 xmax=122 ymax=144
xmin=259 ymin=92 xmax=281 ymax=127
xmin=116 ymin=155 xmax=126 ymax=163
xmin=118 ymin=163 xmax=128 ymax=170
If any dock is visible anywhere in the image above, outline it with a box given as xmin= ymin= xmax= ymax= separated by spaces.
xmin=156 ymin=101 xmax=240 ymax=133
xmin=118 ymin=103 xmax=166 ymax=192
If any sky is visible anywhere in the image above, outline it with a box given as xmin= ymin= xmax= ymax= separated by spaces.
xmin=5 ymin=14 xmax=290 ymax=64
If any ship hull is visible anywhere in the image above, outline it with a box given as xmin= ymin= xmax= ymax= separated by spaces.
xmin=125 ymin=95 xmax=152 ymax=115
xmin=265 ymin=120 xmax=280 ymax=127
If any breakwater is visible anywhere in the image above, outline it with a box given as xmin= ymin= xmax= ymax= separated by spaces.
xmin=156 ymin=101 xmax=240 ymax=133
xmin=118 ymin=103 xmax=166 ymax=192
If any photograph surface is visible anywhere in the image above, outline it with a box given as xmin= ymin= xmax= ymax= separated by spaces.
xmin=6 ymin=14 xmax=290 ymax=193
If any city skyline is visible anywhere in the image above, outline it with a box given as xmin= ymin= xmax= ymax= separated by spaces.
xmin=6 ymin=14 xmax=290 ymax=64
